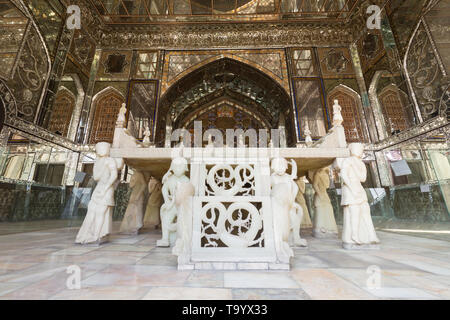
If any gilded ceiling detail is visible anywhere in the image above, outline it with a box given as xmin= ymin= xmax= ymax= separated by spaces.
xmin=98 ymin=23 xmax=355 ymax=49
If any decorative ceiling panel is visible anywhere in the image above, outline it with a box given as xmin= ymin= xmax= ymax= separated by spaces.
xmin=88 ymin=0 xmax=360 ymax=24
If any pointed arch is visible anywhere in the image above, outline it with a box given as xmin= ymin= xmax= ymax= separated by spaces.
xmin=89 ymin=87 xmax=125 ymax=144
xmin=327 ymin=84 xmax=366 ymax=143
xmin=156 ymin=57 xmax=294 ymax=146
xmin=378 ymin=84 xmax=410 ymax=134
xmin=162 ymin=52 xmax=289 ymax=95
xmin=47 ymin=87 xmax=76 ymax=137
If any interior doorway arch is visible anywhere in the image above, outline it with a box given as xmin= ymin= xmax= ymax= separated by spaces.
xmin=156 ymin=58 xmax=295 ymax=147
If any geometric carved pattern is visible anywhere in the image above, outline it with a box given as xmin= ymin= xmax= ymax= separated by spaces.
xmin=47 ymin=90 xmax=75 ymax=137
xmin=379 ymin=86 xmax=409 ymax=134
xmin=89 ymin=90 xmax=124 ymax=144
xmin=328 ymin=89 xmax=364 ymax=142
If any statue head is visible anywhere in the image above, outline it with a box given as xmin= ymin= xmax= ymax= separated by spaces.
xmin=148 ymin=177 xmax=160 ymax=193
xmin=170 ymin=157 xmax=188 ymax=177
xmin=271 ymin=157 xmax=288 ymax=175
xmin=349 ymin=143 xmax=364 ymax=158
xmin=95 ymin=142 xmax=111 ymax=157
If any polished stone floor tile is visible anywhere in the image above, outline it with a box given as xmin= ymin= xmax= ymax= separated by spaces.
xmin=82 ymin=265 xmax=190 ymax=287
xmin=0 ymin=227 xmax=447 ymax=300
xmin=142 ymin=287 xmax=232 ymax=300
xmin=329 ymin=268 xmax=408 ymax=289
xmin=184 ymin=271 xmax=224 ymax=288
xmin=0 ymin=262 xmax=37 ymax=272
xmin=231 ymin=288 xmax=310 ymax=300
xmin=0 ymin=283 xmax=28 ymax=297
xmin=290 ymin=269 xmax=376 ymax=300
xmin=391 ymin=275 xmax=450 ymax=299
xmin=50 ymin=286 xmax=151 ymax=300
xmin=291 ymin=255 xmax=330 ymax=269
xmin=136 ymin=256 xmax=178 ymax=267
xmin=224 ymin=272 xmax=300 ymax=289
xmin=395 ymin=260 xmax=450 ymax=276
xmin=363 ymin=287 xmax=439 ymax=299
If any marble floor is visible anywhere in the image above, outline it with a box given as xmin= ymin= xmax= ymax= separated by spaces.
xmin=0 ymin=225 xmax=449 ymax=300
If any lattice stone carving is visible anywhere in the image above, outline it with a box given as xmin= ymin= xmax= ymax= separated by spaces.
xmin=205 ymin=164 xmax=255 ymax=196
xmin=200 ymin=201 xmax=264 ymax=248
xmin=185 ymin=157 xmax=281 ymax=270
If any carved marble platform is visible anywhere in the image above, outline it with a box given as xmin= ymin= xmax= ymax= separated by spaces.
xmin=110 ymin=147 xmax=350 ymax=180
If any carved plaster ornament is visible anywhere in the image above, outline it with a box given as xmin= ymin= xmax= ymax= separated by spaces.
xmin=119 ymin=171 xmax=147 ymax=235
xmin=157 ymin=156 xmax=190 ymax=247
xmin=339 ymin=143 xmax=380 ymax=249
xmin=75 ymin=142 xmax=122 ymax=245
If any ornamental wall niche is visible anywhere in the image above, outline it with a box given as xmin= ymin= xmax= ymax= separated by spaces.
xmin=317 ymin=47 xmax=355 ymax=78
xmin=96 ymin=50 xmax=133 ymax=81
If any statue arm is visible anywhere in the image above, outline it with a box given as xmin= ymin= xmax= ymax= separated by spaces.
xmin=107 ymin=161 xmax=118 ymax=187
xmin=359 ymin=160 xmax=367 ymax=182
xmin=161 ymin=183 xmax=172 ymax=205
xmin=340 ymin=160 xmax=352 ymax=189
xmin=289 ymin=159 xmax=298 ymax=180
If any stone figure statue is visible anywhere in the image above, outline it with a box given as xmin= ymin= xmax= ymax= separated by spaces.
xmin=332 ymin=99 xmax=343 ymax=128
xmin=119 ymin=171 xmax=147 ymax=235
xmin=172 ymin=181 xmax=195 ymax=265
xmin=338 ymin=143 xmax=380 ymax=249
xmin=156 ymin=156 xmax=190 ymax=247
xmin=295 ymin=178 xmax=313 ymax=229
xmin=76 ymin=142 xmax=123 ymax=244
xmin=142 ymin=127 xmax=151 ymax=146
xmin=270 ymin=157 xmax=307 ymax=262
xmin=304 ymin=122 xmax=313 ymax=147
xmin=308 ymin=167 xmax=338 ymax=238
xmin=143 ymin=177 xmax=163 ymax=229
xmin=116 ymin=103 xmax=127 ymax=127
